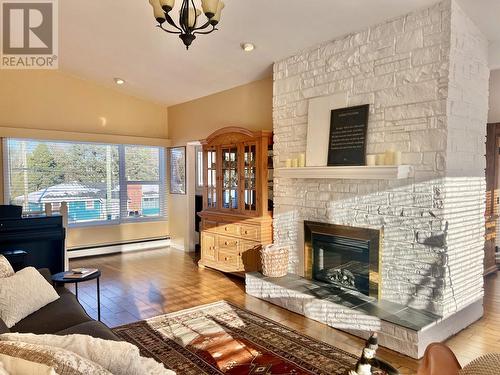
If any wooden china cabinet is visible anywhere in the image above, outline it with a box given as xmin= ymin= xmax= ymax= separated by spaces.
xmin=198 ymin=127 xmax=273 ymax=274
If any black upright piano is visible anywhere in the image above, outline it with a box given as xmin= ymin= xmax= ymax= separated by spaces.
xmin=0 ymin=215 xmax=66 ymax=274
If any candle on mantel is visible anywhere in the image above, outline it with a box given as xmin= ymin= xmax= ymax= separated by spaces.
xmin=394 ymin=151 xmax=402 ymax=166
xmin=285 ymin=159 xmax=292 ymax=168
xmin=291 ymin=158 xmax=299 ymax=168
xmin=376 ymin=154 xmax=385 ymax=165
xmin=384 ymin=150 xmax=395 ymax=165
xmin=298 ymin=153 xmax=306 ymax=167
xmin=366 ymin=155 xmax=376 ymax=166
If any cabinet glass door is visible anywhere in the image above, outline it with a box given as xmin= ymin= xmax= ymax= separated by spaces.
xmin=206 ymin=148 xmax=217 ymax=209
xmin=221 ymin=147 xmax=238 ymax=210
xmin=243 ymin=143 xmax=257 ymax=212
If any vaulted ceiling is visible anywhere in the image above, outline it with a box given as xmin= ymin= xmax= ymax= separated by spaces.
xmin=59 ymin=0 xmax=500 ymax=105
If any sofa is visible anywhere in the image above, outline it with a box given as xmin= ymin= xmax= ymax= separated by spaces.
xmin=0 ymin=268 xmax=119 ymax=341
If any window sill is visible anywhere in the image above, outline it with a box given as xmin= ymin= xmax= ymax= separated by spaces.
xmin=68 ymin=217 xmax=167 ymax=229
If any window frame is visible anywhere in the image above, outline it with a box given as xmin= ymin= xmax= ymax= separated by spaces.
xmin=2 ymin=138 xmax=167 ymax=228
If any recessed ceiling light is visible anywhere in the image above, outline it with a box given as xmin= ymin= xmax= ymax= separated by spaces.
xmin=114 ymin=78 xmax=125 ymax=85
xmin=241 ymin=42 xmax=255 ymax=52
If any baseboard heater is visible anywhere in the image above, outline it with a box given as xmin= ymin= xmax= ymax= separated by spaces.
xmin=67 ymin=237 xmax=171 ymax=259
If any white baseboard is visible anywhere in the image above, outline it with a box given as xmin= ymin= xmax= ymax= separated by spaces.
xmin=67 ymin=239 xmax=171 ymax=259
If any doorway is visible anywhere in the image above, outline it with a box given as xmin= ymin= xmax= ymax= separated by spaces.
xmin=485 ymin=123 xmax=500 ymax=275
xmin=186 ymin=141 xmax=202 ymax=252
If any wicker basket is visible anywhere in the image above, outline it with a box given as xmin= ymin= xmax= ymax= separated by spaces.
xmin=261 ymin=244 xmax=289 ymax=278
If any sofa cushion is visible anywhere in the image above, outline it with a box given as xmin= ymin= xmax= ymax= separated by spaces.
xmin=0 ymin=352 xmax=57 ymax=375
xmin=56 ymin=322 xmax=120 ymax=342
xmin=11 ymin=293 xmax=92 ymax=334
xmin=0 ymin=267 xmax=59 ymax=328
xmin=0 ymin=340 xmax=111 ymax=374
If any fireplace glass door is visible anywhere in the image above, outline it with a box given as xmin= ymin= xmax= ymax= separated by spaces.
xmin=312 ymin=233 xmax=370 ymax=296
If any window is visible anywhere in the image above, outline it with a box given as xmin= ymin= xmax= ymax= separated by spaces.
xmin=3 ymin=139 xmax=166 ymax=226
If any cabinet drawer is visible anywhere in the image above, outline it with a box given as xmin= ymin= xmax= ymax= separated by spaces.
xmin=218 ymin=235 xmax=240 ymax=250
xmin=217 ymin=250 xmax=240 ymax=268
xmin=240 ymin=225 xmax=260 ymax=241
xmin=218 ymin=223 xmax=239 ymax=236
xmin=203 ymin=220 xmax=218 ymax=232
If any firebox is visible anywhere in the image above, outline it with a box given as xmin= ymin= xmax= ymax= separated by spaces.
xmin=304 ymin=221 xmax=382 ymax=299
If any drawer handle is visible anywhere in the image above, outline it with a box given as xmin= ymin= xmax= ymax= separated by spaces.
xmin=224 ymin=257 xmax=228 ymax=261
xmin=244 ymin=230 xmax=249 ymax=235
xmin=225 ymin=227 xmax=229 ymax=231
xmin=224 ymin=241 xmax=229 ymax=245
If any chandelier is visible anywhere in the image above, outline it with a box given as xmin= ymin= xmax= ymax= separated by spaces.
xmin=148 ymin=0 xmax=225 ymax=49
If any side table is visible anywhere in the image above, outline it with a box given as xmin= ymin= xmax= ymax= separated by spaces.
xmin=51 ymin=270 xmax=101 ymax=321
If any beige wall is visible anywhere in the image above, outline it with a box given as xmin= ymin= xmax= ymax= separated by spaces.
xmin=167 ymin=77 xmax=273 ymax=251
xmin=489 ymin=69 xmax=500 ymax=123
xmin=168 ymin=77 xmax=273 ymax=143
xmin=66 ymin=222 xmax=168 ymax=249
xmin=0 ymin=70 xmax=168 ymax=138
xmin=0 ymin=70 xmax=169 ymax=248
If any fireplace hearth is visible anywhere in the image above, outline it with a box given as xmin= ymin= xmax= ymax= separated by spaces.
xmin=304 ymin=221 xmax=381 ymax=299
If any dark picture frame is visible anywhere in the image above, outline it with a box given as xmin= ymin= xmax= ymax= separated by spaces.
xmin=327 ymin=104 xmax=370 ymax=166
xmin=169 ymin=146 xmax=186 ymax=195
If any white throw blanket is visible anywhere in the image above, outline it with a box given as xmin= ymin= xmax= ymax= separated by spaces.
xmin=0 ymin=333 xmax=175 ymax=375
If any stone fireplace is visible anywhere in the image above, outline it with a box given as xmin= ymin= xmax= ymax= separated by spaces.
xmin=304 ymin=221 xmax=381 ymax=299
xmin=247 ymin=0 xmax=490 ymax=359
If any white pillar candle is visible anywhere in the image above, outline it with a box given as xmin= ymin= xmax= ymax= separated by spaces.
xmin=384 ymin=150 xmax=395 ymax=165
xmin=366 ymin=155 xmax=376 ymax=166
xmin=291 ymin=158 xmax=299 ymax=168
xmin=376 ymin=154 xmax=385 ymax=165
xmin=298 ymin=153 xmax=306 ymax=167
xmin=285 ymin=159 xmax=292 ymax=168
xmin=394 ymin=151 xmax=402 ymax=166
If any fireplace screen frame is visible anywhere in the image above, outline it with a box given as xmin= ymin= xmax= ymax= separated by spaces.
xmin=304 ymin=221 xmax=382 ymax=299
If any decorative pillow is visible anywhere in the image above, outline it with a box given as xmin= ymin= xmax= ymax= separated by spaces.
xmin=459 ymin=353 xmax=500 ymax=375
xmin=0 ymin=257 xmax=14 ymax=279
xmin=0 ymin=341 xmax=111 ymax=375
xmin=0 ymin=267 xmax=59 ymax=328
xmin=0 ymin=353 xmax=57 ymax=375
xmin=0 ymin=361 xmax=9 ymax=375
xmin=0 ymin=333 xmax=174 ymax=375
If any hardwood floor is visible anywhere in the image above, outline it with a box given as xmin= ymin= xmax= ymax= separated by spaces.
xmin=70 ymin=247 xmax=500 ymax=374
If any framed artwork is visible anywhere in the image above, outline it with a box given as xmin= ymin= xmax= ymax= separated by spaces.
xmin=169 ymin=146 xmax=186 ymax=194
xmin=327 ymin=104 xmax=370 ymax=166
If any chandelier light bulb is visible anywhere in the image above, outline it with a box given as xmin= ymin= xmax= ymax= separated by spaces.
xmin=114 ymin=78 xmax=125 ymax=85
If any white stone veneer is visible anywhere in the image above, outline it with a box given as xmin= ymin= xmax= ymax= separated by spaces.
xmin=272 ymin=0 xmax=489 ymax=318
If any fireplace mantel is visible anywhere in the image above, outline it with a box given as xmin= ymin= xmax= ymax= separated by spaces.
xmin=274 ymin=165 xmax=413 ymax=180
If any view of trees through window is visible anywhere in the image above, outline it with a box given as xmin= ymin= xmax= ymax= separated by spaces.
xmin=4 ymin=139 xmax=165 ymax=225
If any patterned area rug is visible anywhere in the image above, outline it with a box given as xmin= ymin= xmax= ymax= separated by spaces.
xmin=113 ymin=301 xmax=359 ymax=375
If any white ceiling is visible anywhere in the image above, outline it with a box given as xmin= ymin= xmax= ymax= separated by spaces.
xmin=59 ymin=0 xmax=500 ymax=106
